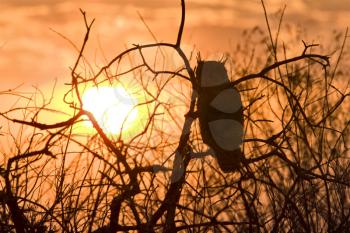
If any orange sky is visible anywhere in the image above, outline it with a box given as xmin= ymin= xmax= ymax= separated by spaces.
xmin=0 ymin=0 xmax=349 ymax=89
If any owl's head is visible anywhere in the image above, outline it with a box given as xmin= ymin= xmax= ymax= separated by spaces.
xmin=196 ymin=60 xmax=230 ymax=87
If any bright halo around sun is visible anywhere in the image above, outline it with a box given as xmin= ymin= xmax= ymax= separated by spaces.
xmin=82 ymin=86 xmax=138 ymax=135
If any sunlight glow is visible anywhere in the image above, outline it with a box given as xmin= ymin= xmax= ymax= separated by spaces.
xmin=82 ymin=86 xmax=138 ymax=134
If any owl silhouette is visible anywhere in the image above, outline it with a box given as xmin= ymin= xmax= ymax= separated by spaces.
xmin=196 ymin=60 xmax=244 ymax=172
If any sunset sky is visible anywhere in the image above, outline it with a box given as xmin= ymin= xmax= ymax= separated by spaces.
xmin=0 ymin=0 xmax=349 ymax=89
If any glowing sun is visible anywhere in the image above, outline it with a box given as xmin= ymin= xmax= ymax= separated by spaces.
xmin=82 ymin=86 xmax=138 ymax=134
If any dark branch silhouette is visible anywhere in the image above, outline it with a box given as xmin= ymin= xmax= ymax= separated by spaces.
xmin=0 ymin=1 xmax=349 ymax=233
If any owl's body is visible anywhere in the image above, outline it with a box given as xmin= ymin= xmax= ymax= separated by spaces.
xmin=196 ymin=60 xmax=244 ymax=172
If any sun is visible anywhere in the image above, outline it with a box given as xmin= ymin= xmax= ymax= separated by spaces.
xmin=82 ymin=86 xmax=138 ymax=135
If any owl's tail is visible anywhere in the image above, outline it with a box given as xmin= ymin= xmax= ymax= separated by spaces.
xmin=214 ymin=149 xmax=243 ymax=173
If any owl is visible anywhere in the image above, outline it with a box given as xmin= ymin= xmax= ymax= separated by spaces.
xmin=196 ymin=60 xmax=244 ymax=172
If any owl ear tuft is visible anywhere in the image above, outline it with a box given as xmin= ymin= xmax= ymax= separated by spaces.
xmin=219 ymin=54 xmax=228 ymax=65
xmin=196 ymin=52 xmax=202 ymax=63
xmin=195 ymin=53 xmax=202 ymax=74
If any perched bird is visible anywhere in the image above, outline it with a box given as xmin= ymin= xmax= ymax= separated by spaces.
xmin=196 ymin=60 xmax=244 ymax=172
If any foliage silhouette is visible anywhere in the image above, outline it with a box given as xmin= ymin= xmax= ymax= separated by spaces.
xmin=0 ymin=0 xmax=349 ymax=232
